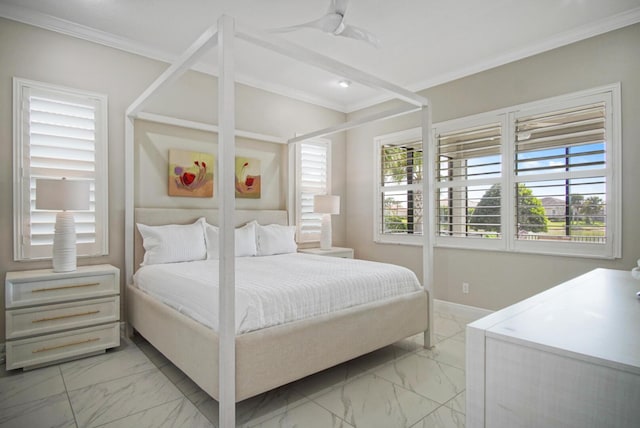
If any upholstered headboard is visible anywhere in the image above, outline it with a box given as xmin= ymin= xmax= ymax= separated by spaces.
xmin=134 ymin=208 xmax=289 ymax=272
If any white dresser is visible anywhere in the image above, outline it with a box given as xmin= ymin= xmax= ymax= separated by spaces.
xmin=5 ymin=264 xmax=120 ymax=370
xmin=466 ymin=268 xmax=640 ymax=428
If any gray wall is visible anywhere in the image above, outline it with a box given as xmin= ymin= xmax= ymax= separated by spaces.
xmin=0 ymin=18 xmax=347 ymax=342
xmin=345 ymin=23 xmax=640 ymax=310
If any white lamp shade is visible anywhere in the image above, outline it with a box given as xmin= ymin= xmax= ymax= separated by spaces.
xmin=36 ymin=179 xmax=90 ymax=211
xmin=314 ymin=195 xmax=340 ymax=215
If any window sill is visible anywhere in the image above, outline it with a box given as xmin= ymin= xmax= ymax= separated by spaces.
xmin=374 ymin=236 xmax=618 ymax=260
xmin=374 ymin=236 xmax=424 ymax=246
xmin=435 ymin=240 xmax=617 ymax=260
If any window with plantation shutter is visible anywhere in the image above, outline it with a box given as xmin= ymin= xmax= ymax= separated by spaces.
xmin=13 ymin=78 xmax=108 ymax=261
xmin=436 ymin=122 xmax=502 ymax=242
xmin=374 ymin=129 xmax=424 ymax=244
xmin=431 ymin=84 xmax=620 ymax=259
xmin=513 ymin=99 xmax=613 ymax=256
xmin=294 ymin=139 xmax=330 ymax=243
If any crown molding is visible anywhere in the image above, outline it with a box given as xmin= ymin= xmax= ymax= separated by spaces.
xmin=0 ymin=3 xmax=172 ymax=63
xmin=2 ymin=3 xmax=639 ymax=115
xmin=0 ymin=2 xmax=350 ymax=113
xmin=346 ymin=6 xmax=640 ymax=113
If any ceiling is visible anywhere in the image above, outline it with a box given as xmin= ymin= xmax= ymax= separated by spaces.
xmin=1 ymin=0 xmax=639 ymax=113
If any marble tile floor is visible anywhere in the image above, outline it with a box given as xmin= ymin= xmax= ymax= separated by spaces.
xmin=0 ymin=310 xmax=480 ymax=428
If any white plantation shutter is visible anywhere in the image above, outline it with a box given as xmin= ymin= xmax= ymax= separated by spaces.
xmin=14 ymin=78 xmax=108 ymax=261
xmin=295 ymin=140 xmax=330 ymax=243
xmin=514 ymin=100 xmax=610 ymax=251
xmin=373 ymin=128 xmax=425 ymax=245
xmin=379 ymin=140 xmax=423 ymax=236
xmin=436 ymin=122 xmax=502 ymax=239
xmin=431 ymin=85 xmax=619 ymax=258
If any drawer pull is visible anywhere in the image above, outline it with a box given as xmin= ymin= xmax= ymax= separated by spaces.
xmin=31 ymin=282 xmax=100 ymax=293
xmin=32 ymin=310 xmax=100 ymax=323
xmin=32 ymin=337 xmax=100 ymax=354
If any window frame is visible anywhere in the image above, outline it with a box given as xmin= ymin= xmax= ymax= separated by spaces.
xmin=435 ymin=114 xmax=508 ymax=252
xmin=433 ymin=83 xmax=621 ymax=259
xmin=509 ymin=89 xmax=620 ymax=259
xmin=373 ymin=128 xmax=424 ymax=245
xmin=13 ymin=77 xmax=109 ymax=261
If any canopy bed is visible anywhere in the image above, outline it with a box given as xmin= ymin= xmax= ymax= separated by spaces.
xmin=124 ymin=15 xmax=434 ymax=427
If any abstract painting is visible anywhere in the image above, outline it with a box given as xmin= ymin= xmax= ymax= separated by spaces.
xmin=168 ymin=149 xmax=214 ymax=197
xmin=235 ymin=156 xmax=261 ymax=199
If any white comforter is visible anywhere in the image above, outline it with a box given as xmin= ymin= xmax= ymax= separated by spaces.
xmin=133 ymin=253 xmax=422 ymax=334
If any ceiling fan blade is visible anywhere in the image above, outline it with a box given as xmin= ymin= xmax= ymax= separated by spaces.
xmin=339 ymin=24 xmax=381 ymax=48
xmin=270 ymin=0 xmax=377 ymax=47
xmin=269 ymin=15 xmax=336 ymax=34
xmin=329 ymin=0 xmax=350 ymax=16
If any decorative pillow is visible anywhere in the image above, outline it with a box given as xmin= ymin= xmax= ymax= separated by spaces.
xmin=137 ymin=217 xmax=206 ymax=266
xmin=203 ymin=223 xmax=220 ymax=260
xmin=255 ymin=223 xmax=297 ymax=256
xmin=204 ymin=222 xmax=257 ymax=258
xmin=236 ymin=222 xmax=258 ymax=257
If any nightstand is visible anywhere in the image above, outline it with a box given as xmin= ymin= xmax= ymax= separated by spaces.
xmin=298 ymin=247 xmax=354 ymax=259
xmin=5 ymin=264 xmax=120 ymax=370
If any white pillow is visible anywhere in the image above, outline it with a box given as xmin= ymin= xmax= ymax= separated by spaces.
xmin=255 ymin=223 xmax=297 ymax=256
xmin=137 ymin=217 xmax=206 ymax=266
xmin=204 ymin=222 xmax=257 ymax=258
xmin=203 ymin=223 xmax=220 ymax=260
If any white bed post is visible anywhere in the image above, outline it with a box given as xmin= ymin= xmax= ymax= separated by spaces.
xmin=124 ymin=115 xmax=135 ymax=337
xmin=422 ymin=105 xmax=434 ymax=349
xmin=217 ymin=14 xmax=237 ymax=428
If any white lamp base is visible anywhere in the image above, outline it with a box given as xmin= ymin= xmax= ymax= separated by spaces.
xmin=52 ymin=211 xmax=77 ymax=272
xmin=320 ymin=213 xmax=332 ymax=250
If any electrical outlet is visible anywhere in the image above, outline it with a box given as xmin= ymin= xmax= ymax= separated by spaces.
xmin=462 ymin=282 xmax=470 ymax=294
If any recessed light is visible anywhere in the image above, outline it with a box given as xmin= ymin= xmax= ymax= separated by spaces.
xmin=338 ymin=80 xmax=351 ymax=88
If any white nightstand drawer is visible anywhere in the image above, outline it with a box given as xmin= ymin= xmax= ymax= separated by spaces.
xmin=6 ymin=322 xmax=120 ymax=370
xmin=6 ymin=296 xmax=120 ymax=340
xmin=6 ymin=269 xmax=118 ymax=309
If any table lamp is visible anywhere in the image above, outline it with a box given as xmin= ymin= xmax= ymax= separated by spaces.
xmin=36 ymin=178 xmax=90 ymax=272
xmin=314 ymin=195 xmax=340 ymax=250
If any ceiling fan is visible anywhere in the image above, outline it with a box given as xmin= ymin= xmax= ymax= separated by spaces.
xmin=271 ymin=0 xmax=380 ymax=48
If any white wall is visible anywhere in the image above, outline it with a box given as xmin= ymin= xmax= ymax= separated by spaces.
xmin=345 ymin=23 xmax=640 ymax=310
xmin=0 ymin=18 xmax=347 ymax=341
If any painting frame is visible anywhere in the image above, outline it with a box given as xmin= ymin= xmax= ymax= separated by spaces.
xmin=168 ymin=149 xmax=214 ymax=198
xmin=235 ymin=156 xmax=261 ymax=199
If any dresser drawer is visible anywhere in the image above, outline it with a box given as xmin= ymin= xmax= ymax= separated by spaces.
xmin=6 ymin=296 xmax=120 ymax=340
xmin=6 ymin=322 xmax=120 ymax=370
xmin=6 ymin=272 xmax=118 ymax=308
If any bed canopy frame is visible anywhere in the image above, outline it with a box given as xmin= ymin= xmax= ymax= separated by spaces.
xmin=124 ymin=15 xmax=434 ymax=428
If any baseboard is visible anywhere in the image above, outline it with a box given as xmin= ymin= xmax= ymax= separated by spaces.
xmin=434 ymin=299 xmax=493 ymax=320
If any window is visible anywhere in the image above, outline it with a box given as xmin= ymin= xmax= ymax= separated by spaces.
xmin=13 ymin=78 xmax=109 ymax=261
xmin=374 ymin=129 xmax=424 ymax=244
xmin=434 ymin=84 xmax=620 ymax=258
xmin=437 ymin=120 xmax=503 ymax=249
xmin=293 ymin=139 xmax=330 ymax=243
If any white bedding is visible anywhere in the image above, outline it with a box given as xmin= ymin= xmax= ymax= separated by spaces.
xmin=133 ymin=253 xmax=422 ymax=334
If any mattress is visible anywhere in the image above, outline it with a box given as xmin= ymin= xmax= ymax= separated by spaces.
xmin=133 ymin=253 xmax=422 ymax=334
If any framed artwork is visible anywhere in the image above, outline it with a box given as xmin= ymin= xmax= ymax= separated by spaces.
xmin=168 ymin=149 xmax=214 ymax=197
xmin=235 ymin=157 xmax=261 ymax=199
